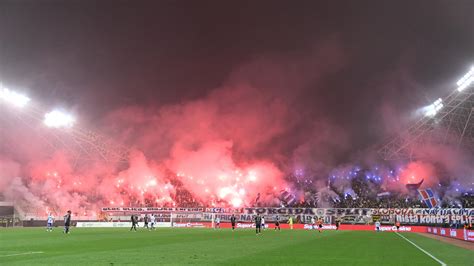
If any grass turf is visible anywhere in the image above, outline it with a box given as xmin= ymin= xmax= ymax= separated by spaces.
xmin=0 ymin=227 xmax=472 ymax=265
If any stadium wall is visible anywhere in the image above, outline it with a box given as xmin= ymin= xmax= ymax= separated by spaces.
xmin=426 ymin=227 xmax=474 ymax=242
xmin=75 ymin=221 xmax=427 ymax=232
xmin=195 ymin=222 xmax=430 ymax=232
xmin=19 ymin=207 xmax=473 ymax=228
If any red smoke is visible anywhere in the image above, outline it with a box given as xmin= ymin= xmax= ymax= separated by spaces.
xmin=0 ymin=42 xmax=348 ymax=215
xmin=167 ymin=140 xmax=283 ymax=206
xmin=399 ymin=161 xmax=436 ymax=188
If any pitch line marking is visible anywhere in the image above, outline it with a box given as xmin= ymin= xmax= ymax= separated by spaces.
xmin=0 ymin=251 xmax=44 ymax=257
xmin=395 ymin=232 xmax=446 ymax=266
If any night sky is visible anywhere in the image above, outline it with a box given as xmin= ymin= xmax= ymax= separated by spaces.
xmin=1 ymin=0 xmax=473 ymax=156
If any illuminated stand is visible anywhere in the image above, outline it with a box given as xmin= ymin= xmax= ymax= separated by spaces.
xmin=0 ymin=85 xmax=129 ymax=166
xmin=379 ymin=66 xmax=474 ymax=160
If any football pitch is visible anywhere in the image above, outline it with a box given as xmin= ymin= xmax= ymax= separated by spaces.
xmin=0 ymin=227 xmax=472 ymax=265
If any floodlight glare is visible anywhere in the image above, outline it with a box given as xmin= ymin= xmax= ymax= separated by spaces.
xmin=424 ymin=98 xmax=443 ymax=117
xmin=44 ymin=110 xmax=75 ymax=128
xmin=456 ymin=66 xmax=474 ymax=92
xmin=456 ymin=66 xmax=474 ymax=86
xmin=457 ymin=76 xmax=474 ymax=92
xmin=0 ymin=87 xmax=30 ymax=107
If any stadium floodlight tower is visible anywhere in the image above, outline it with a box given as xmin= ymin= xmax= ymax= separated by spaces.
xmin=379 ymin=66 xmax=474 ymax=161
xmin=0 ymin=84 xmax=130 ymax=166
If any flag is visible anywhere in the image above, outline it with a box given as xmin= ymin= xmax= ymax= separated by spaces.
xmin=280 ymin=190 xmax=296 ymax=206
xmin=418 ymin=188 xmax=438 ymax=208
xmin=406 ymin=179 xmax=424 ymax=191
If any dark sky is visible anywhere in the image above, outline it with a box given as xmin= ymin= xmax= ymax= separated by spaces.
xmin=1 ymin=0 xmax=473 ymax=153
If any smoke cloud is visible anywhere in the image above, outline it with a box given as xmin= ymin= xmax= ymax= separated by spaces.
xmin=0 ymin=40 xmax=472 ymax=216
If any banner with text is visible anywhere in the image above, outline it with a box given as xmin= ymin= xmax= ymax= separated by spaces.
xmin=101 ymin=207 xmax=473 ymax=225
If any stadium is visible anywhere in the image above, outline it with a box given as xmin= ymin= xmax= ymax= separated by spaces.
xmin=0 ymin=1 xmax=473 ymax=265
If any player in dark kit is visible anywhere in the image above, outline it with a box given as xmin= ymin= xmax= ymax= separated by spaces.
xmin=130 ymin=215 xmax=138 ymax=231
xmin=335 ymin=220 xmax=340 ymax=230
xmin=255 ymin=214 xmax=262 ymax=235
xmin=143 ymin=215 xmax=149 ymax=229
xmin=274 ymin=215 xmax=281 ymax=231
xmin=230 ymin=214 xmax=237 ymax=231
xmin=63 ymin=210 xmax=72 ymax=234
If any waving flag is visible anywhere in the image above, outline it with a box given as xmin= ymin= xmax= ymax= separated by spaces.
xmin=406 ymin=179 xmax=424 ymax=191
xmin=418 ymin=188 xmax=439 ymax=208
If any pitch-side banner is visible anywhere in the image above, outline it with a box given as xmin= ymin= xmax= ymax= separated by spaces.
xmin=101 ymin=207 xmax=205 ymax=212
xmin=76 ymin=222 xmax=171 ymax=228
xmin=242 ymin=208 xmax=474 ymax=216
xmin=427 ymin=227 xmax=474 ymax=242
xmin=240 ymin=208 xmax=473 ymax=224
xmin=100 ymin=207 xmax=246 ymax=213
xmin=101 ymin=207 xmax=473 ymax=224
xmin=102 ymin=207 xmax=474 ymax=216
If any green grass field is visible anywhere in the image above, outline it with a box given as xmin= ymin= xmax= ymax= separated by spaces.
xmin=0 ymin=227 xmax=472 ymax=265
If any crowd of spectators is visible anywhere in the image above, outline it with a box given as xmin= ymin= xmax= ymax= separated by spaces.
xmin=289 ymin=175 xmax=473 ymax=209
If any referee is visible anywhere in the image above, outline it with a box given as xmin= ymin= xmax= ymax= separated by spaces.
xmin=255 ymin=214 xmax=262 ymax=235
xmin=64 ymin=210 xmax=72 ymax=234
xmin=130 ymin=214 xmax=138 ymax=231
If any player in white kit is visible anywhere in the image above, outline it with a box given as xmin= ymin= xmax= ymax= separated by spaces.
xmin=375 ymin=221 xmax=381 ymax=232
xmin=215 ymin=217 xmax=220 ymax=229
xmin=46 ymin=213 xmax=54 ymax=232
xmin=149 ymin=214 xmax=156 ymax=230
xmin=311 ymin=217 xmax=316 ymax=230
xmin=261 ymin=216 xmax=265 ymax=230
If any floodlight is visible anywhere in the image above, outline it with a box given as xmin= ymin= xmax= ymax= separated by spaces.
xmin=456 ymin=66 xmax=474 ymax=92
xmin=456 ymin=66 xmax=474 ymax=86
xmin=0 ymin=87 xmax=30 ymax=107
xmin=457 ymin=76 xmax=474 ymax=92
xmin=424 ymin=98 xmax=443 ymax=117
xmin=44 ymin=110 xmax=75 ymax=128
